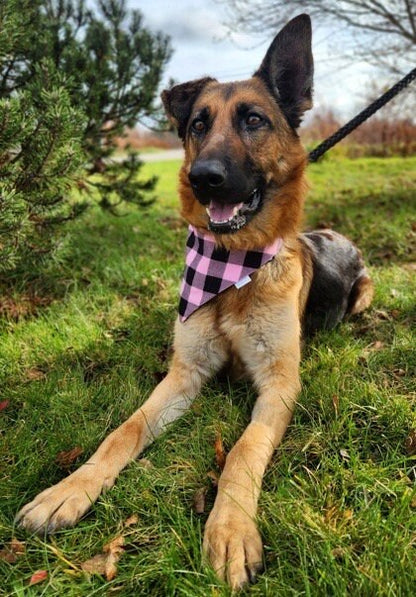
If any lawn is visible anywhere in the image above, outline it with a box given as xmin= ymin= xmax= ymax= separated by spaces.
xmin=1 ymin=156 xmax=415 ymax=596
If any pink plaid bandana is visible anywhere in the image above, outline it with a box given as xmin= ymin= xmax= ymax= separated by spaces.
xmin=179 ymin=225 xmax=283 ymax=321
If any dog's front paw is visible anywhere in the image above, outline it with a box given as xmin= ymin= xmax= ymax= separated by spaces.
xmin=16 ymin=465 xmax=108 ymax=534
xmin=203 ymin=508 xmax=264 ymax=590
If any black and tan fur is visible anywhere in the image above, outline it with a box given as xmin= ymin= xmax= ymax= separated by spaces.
xmin=17 ymin=15 xmax=373 ymax=589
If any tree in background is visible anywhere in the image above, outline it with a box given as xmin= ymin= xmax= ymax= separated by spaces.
xmin=0 ymin=0 xmax=171 ymax=274
xmin=220 ymin=0 xmax=416 ymax=74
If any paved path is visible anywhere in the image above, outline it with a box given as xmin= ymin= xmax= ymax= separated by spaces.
xmin=140 ymin=148 xmax=184 ymax=162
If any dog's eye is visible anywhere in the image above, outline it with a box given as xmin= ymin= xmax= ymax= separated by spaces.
xmin=191 ymin=119 xmax=206 ymax=134
xmin=246 ymin=113 xmax=263 ymax=128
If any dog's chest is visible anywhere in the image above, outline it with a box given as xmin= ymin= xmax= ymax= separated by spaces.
xmin=214 ymin=264 xmax=293 ymax=368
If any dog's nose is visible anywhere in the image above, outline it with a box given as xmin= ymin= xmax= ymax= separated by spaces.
xmin=189 ymin=160 xmax=226 ymax=189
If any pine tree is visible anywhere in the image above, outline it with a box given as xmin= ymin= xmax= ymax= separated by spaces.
xmin=0 ymin=0 xmax=171 ymax=274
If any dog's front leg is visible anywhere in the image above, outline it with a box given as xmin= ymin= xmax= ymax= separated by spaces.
xmin=203 ymin=312 xmax=301 ymax=589
xmin=17 ymin=315 xmax=228 ymax=533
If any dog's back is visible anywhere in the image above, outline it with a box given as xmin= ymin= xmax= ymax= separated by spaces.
xmin=300 ymin=230 xmax=373 ymax=335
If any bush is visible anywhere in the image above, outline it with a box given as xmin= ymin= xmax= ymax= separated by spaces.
xmin=0 ymin=0 xmax=171 ymax=274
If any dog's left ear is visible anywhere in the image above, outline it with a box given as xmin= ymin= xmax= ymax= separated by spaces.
xmin=161 ymin=77 xmax=215 ymax=140
xmin=254 ymin=14 xmax=313 ymax=129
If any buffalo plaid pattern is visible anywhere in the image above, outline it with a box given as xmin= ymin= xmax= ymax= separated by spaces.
xmin=179 ymin=225 xmax=283 ymax=321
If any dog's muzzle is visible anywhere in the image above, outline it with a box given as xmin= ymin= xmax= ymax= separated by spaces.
xmin=188 ymin=159 xmax=264 ymax=233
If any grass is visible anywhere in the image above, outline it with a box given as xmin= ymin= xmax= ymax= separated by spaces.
xmin=1 ymin=156 xmax=416 ymax=596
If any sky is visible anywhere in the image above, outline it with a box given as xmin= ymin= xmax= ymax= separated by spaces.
xmin=129 ymin=0 xmax=376 ymax=119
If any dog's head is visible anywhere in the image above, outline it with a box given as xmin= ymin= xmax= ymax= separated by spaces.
xmin=162 ymin=14 xmax=313 ymax=249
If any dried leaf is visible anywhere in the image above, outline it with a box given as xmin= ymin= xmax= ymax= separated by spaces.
xmin=370 ymin=340 xmax=385 ymax=351
xmin=331 ymin=394 xmax=339 ymax=416
xmin=214 ymin=432 xmax=226 ymax=471
xmin=207 ymin=470 xmax=219 ymax=487
xmin=81 ymin=536 xmax=125 ymax=581
xmin=124 ymin=514 xmax=139 ymax=527
xmin=81 ymin=553 xmax=107 ymax=576
xmin=192 ymin=487 xmax=208 ymax=514
xmin=138 ymin=458 xmax=153 ymax=469
xmin=332 ymin=546 xmax=346 ymax=559
xmin=29 ymin=569 xmax=48 ymax=585
xmin=26 ymin=368 xmax=46 ymax=381
xmin=405 ymin=430 xmax=416 ymax=456
xmin=339 ymin=449 xmax=350 ymax=460
xmin=0 ymin=538 xmax=25 ymax=563
xmin=0 ymin=400 xmax=10 ymax=412
xmin=55 ymin=446 xmax=84 ymax=468
xmin=103 ymin=535 xmax=124 ymax=555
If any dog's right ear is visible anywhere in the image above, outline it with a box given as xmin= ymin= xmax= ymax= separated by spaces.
xmin=161 ymin=77 xmax=215 ymax=140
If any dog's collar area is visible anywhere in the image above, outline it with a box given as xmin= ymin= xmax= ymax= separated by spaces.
xmin=179 ymin=225 xmax=283 ymax=321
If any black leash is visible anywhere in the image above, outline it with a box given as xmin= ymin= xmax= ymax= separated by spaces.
xmin=308 ymin=66 xmax=416 ymax=163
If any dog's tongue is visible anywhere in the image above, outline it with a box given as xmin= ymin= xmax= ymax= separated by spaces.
xmin=208 ymin=200 xmax=243 ymax=223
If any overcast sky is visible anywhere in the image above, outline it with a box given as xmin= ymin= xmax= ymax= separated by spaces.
xmin=129 ymin=0 xmax=375 ymax=119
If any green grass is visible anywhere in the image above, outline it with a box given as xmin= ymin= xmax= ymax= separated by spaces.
xmin=1 ymin=156 xmax=416 ymax=596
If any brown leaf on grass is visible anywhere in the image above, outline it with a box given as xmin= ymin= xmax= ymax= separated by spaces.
xmin=207 ymin=470 xmax=219 ymax=487
xmin=331 ymin=394 xmax=339 ymax=416
xmin=55 ymin=446 xmax=84 ymax=468
xmin=331 ymin=546 xmax=346 ymax=559
xmin=405 ymin=429 xmax=416 ymax=456
xmin=25 ymin=368 xmax=46 ymax=381
xmin=29 ymin=569 xmax=48 ymax=585
xmin=192 ymin=487 xmax=208 ymax=514
xmin=214 ymin=432 xmax=226 ymax=471
xmin=138 ymin=458 xmax=153 ymax=469
xmin=370 ymin=340 xmax=385 ymax=351
xmin=124 ymin=514 xmax=139 ymax=527
xmin=0 ymin=538 xmax=25 ymax=563
xmin=81 ymin=535 xmax=124 ymax=581
xmin=0 ymin=295 xmax=52 ymax=320
xmin=80 ymin=553 xmax=108 ymax=577
xmin=0 ymin=400 xmax=10 ymax=412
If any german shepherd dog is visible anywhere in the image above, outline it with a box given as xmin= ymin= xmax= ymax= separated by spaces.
xmin=17 ymin=15 xmax=373 ymax=589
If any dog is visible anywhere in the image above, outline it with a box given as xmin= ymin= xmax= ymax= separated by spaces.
xmin=17 ymin=14 xmax=373 ymax=589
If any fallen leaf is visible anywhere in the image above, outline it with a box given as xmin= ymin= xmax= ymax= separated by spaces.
xmin=0 ymin=400 xmax=10 ymax=412
xmin=207 ymin=470 xmax=219 ymax=487
xmin=138 ymin=458 xmax=153 ymax=469
xmin=193 ymin=487 xmax=208 ymax=514
xmin=55 ymin=446 xmax=84 ymax=468
xmin=405 ymin=429 xmax=416 ymax=456
xmin=80 ymin=553 xmax=108 ymax=576
xmin=81 ymin=536 xmax=125 ymax=581
xmin=214 ymin=432 xmax=226 ymax=471
xmin=331 ymin=394 xmax=339 ymax=416
xmin=374 ymin=309 xmax=390 ymax=321
xmin=370 ymin=340 xmax=385 ymax=351
xmin=25 ymin=368 xmax=46 ymax=381
xmin=332 ymin=546 xmax=346 ymax=559
xmin=340 ymin=449 xmax=350 ymax=460
xmin=124 ymin=514 xmax=139 ymax=527
xmin=29 ymin=570 xmax=48 ymax=585
xmin=0 ymin=538 xmax=25 ymax=563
